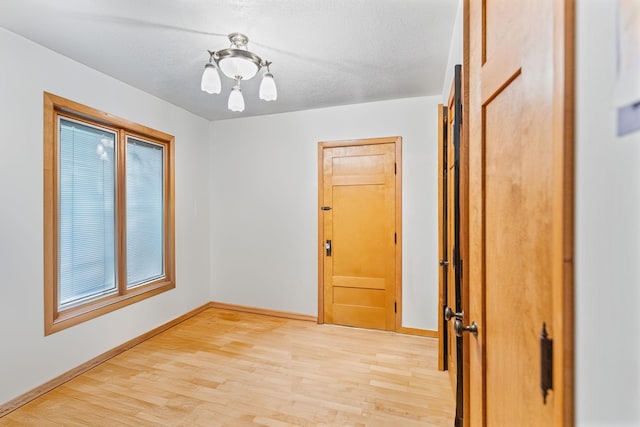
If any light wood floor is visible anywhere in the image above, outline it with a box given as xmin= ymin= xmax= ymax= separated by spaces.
xmin=0 ymin=308 xmax=454 ymax=426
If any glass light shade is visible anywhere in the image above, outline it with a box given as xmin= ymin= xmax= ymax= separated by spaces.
xmin=259 ymin=73 xmax=277 ymax=101
xmin=228 ymin=87 xmax=245 ymax=112
xmin=219 ymin=55 xmax=259 ymax=80
xmin=201 ymin=63 xmax=221 ymax=94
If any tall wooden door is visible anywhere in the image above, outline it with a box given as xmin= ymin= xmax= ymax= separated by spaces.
xmin=466 ymin=0 xmax=574 ymax=426
xmin=439 ymin=64 xmax=465 ymax=426
xmin=318 ymin=137 xmax=401 ymax=331
xmin=437 ymin=103 xmax=450 ymax=374
xmin=446 ymin=97 xmax=457 ymax=394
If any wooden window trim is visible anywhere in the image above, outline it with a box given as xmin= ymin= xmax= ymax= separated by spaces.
xmin=43 ymin=92 xmax=176 ymax=335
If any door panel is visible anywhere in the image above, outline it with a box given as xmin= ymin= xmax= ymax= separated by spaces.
xmin=449 ymin=65 xmax=465 ymax=427
xmin=333 ymin=287 xmax=385 ymax=307
xmin=446 ymin=93 xmax=457 ymax=395
xmin=321 ymin=141 xmax=397 ymax=331
xmin=439 ymin=67 xmax=464 ymax=417
xmin=484 ymin=72 xmax=554 ymax=427
xmin=437 ymin=104 xmax=449 ymax=373
xmin=467 ymin=0 xmax=574 ymax=425
xmin=333 ymin=185 xmax=388 ymax=279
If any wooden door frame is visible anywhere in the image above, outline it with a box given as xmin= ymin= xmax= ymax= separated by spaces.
xmin=437 ymin=103 xmax=447 ymax=371
xmin=437 ymin=64 xmax=470 ymax=419
xmin=462 ymin=2 xmax=471 ymax=423
xmin=317 ymin=136 xmax=402 ymax=332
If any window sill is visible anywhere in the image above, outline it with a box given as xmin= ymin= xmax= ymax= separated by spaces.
xmin=45 ymin=280 xmax=175 ymax=336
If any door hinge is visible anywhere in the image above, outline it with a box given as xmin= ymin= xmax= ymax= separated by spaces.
xmin=321 ymin=206 xmax=332 ymax=211
xmin=394 ymin=162 xmax=397 ymax=175
xmin=394 ymin=232 xmax=397 ymax=244
xmin=394 ymin=301 xmax=397 ymax=313
xmin=540 ymin=322 xmax=553 ymax=404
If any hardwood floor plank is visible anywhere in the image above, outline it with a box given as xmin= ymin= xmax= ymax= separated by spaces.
xmin=0 ymin=308 xmax=454 ymax=426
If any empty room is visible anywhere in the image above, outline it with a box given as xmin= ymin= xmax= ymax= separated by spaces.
xmin=0 ymin=0 xmax=639 ymax=426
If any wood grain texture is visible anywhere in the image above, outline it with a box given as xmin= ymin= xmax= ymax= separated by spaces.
xmin=467 ymin=0 xmax=484 ymax=423
xmin=461 ymin=2 xmax=471 ymax=424
xmin=467 ymin=0 xmax=574 ymax=425
xmin=42 ymin=92 xmax=176 ymax=335
xmin=446 ymin=81 xmax=458 ymax=395
xmin=0 ymin=308 xmax=454 ymax=426
xmin=43 ymin=92 xmax=174 ymax=141
xmin=323 ymin=143 xmax=396 ymax=331
xmin=318 ymin=137 xmax=402 ymax=333
xmin=0 ymin=304 xmax=211 ymax=418
xmin=551 ymin=1 xmax=575 ymax=425
xmin=437 ymin=103 xmax=446 ymax=372
xmin=208 ymin=302 xmax=317 ymax=323
xmin=317 ymin=142 xmax=325 ymax=325
xmin=42 ymin=93 xmax=57 ymax=337
xmin=398 ymin=326 xmax=438 ymax=338
xmin=393 ymin=139 xmax=403 ymax=332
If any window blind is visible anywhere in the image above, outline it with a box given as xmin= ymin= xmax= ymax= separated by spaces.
xmin=126 ymin=137 xmax=164 ymax=287
xmin=58 ymin=119 xmax=116 ymax=307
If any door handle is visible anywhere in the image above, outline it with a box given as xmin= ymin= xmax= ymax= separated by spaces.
xmin=444 ymin=306 xmax=463 ymax=321
xmin=325 ymin=239 xmax=332 ymax=256
xmin=439 ymin=259 xmax=449 ymax=266
xmin=454 ymin=319 xmax=478 ymax=337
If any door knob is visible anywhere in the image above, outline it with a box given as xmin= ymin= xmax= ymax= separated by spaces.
xmin=444 ymin=306 xmax=463 ymax=321
xmin=454 ymin=319 xmax=478 ymax=337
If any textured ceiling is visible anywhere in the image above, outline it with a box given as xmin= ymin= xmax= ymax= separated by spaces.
xmin=0 ymin=0 xmax=458 ymax=121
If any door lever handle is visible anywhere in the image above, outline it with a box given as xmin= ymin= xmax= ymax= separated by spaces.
xmin=439 ymin=259 xmax=449 ymax=266
xmin=454 ymin=319 xmax=478 ymax=337
xmin=444 ymin=306 xmax=463 ymax=321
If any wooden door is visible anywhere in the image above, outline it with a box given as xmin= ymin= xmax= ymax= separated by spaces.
xmin=466 ymin=0 xmax=574 ymax=425
xmin=318 ymin=137 xmax=401 ymax=331
xmin=437 ymin=103 xmax=449 ymax=374
xmin=443 ymin=65 xmax=466 ymax=426
xmin=438 ymin=73 xmax=462 ymax=393
xmin=448 ymin=67 xmax=463 ymax=399
xmin=446 ymin=97 xmax=457 ymax=394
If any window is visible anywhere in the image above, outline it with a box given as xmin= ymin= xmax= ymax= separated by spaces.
xmin=44 ymin=93 xmax=175 ymax=335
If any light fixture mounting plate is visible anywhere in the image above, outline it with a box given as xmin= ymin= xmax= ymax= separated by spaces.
xmin=228 ymin=32 xmax=249 ymax=48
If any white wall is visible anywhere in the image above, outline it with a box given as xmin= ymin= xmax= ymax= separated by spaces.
xmin=0 ymin=28 xmax=211 ymax=404
xmin=576 ymin=0 xmax=640 ymax=425
xmin=209 ymin=97 xmax=440 ymax=330
xmin=441 ymin=0 xmax=463 ymax=103
xmin=5 ymin=2 xmax=637 ymax=423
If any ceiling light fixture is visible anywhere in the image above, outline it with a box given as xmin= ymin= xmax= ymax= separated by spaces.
xmin=200 ymin=32 xmax=277 ymax=112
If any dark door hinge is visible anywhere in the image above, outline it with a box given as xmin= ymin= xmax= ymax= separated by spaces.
xmin=394 ymin=162 xmax=397 ymax=175
xmin=394 ymin=301 xmax=397 ymax=313
xmin=321 ymin=206 xmax=332 ymax=211
xmin=394 ymin=232 xmax=397 ymax=244
xmin=540 ymin=322 xmax=553 ymax=404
